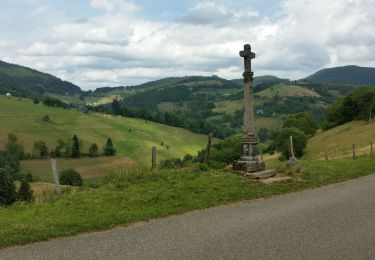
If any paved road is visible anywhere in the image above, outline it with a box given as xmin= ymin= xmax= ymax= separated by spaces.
xmin=2 ymin=174 xmax=375 ymax=260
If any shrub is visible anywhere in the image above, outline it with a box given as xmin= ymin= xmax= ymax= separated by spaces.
xmin=272 ymin=127 xmax=307 ymax=159
xmin=103 ymin=137 xmax=116 ymax=156
xmin=197 ymin=163 xmax=209 ymax=172
xmin=89 ymin=143 xmax=99 ymax=157
xmin=0 ymin=168 xmax=16 ymax=206
xmin=17 ymin=179 xmax=33 ymax=202
xmin=59 ymin=169 xmax=83 ymax=186
xmin=195 ymin=134 xmax=242 ymax=165
xmin=41 ymin=115 xmax=50 ymax=122
xmin=159 ymin=158 xmax=184 ymax=169
xmin=183 ymin=154 xmax=193 ymax=163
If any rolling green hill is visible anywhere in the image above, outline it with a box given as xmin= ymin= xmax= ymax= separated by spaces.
xmin=305 ymin=120 xmax=375 ymax=160
xmin=0 ymin=96 xmax=209 ymax=181
xmin=305 ymin=65 xmax=375 ymax=85
xmin=0 ymin=60 xmax=81 ymax=97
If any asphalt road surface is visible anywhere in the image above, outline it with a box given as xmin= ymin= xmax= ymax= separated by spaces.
xmin=1 ymin=174 xmax=375 ymax=260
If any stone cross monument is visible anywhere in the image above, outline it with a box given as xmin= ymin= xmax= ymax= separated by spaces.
xmin=233 ymin=44 xmax=275 ymax=179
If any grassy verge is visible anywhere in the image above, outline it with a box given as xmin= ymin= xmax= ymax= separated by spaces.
xmin=1 ymin=157 xmax=375 ymax=248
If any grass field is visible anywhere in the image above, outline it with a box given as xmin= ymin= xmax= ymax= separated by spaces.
xmin=0 ymin=96 xmax=209 ymax=180
xmin=305 ymin=120 xmax=375 ymax=160
xmin=21 ymin=156 xmax=133 ymax=183
xmin=1 ymin=157 xmax=375 ymax=248
xmin=256 ymin=83 xmax=321 ymax=98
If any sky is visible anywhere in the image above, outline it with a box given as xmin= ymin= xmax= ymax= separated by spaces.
xmin=0 ymin=0 xmax=374 ymax=89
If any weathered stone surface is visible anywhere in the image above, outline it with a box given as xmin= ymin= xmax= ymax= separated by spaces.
xmin=233 ymin=44 xmax=274 ymax=178
xmin=243 ymin=169 xmax=276 ymax=179
xmin=287 ymin=157 xmax=301 ymax=170
xmin=233 ymin=159 xmax=265 ymax=173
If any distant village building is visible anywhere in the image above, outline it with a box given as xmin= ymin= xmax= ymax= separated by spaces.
xmin=256 ymin=109 xmax=264 ymax=115
xmin=78 ymin=105 xmax=89 ymax=113
xmin=5 ymin=93 xmax=11 ymax=97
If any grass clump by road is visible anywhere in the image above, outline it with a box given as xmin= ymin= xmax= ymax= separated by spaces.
xmin=1 ymin=157 xmax=375 ymax=248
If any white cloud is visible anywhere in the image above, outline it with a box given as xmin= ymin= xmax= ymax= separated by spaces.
xmin=90 ymin=0 xmax=139 ymax=13
xmin=2 ymin=0 xmax=375 ymax=89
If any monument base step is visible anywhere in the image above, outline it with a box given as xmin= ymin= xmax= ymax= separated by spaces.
xmin=241 ymin=169 xmax=277 ymax=179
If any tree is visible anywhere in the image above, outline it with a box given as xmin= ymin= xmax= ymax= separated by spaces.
xmin=272 ymin=127 xmax=307 ymax=159
xmin=71 ymin=135 xmax=80 ymax=158
xmin=54 ymin=139 xmax=67 ymax=157
xmin=17 ymin=178 xmax=33 ymax=202
xmin=112 ymin=99 xmax=122 ymax=115
xmin=103 ymin=137 xmax=116 ymax=156
xmin=0 ymin=150 xmax=20 ymax=175
xmin=0 ymin=168 xmax=16 ymax=206
xmin=59 ymin=169 xmax=83 ymax=186
xmin=33 ymin=97 xmax=40 ymax=104
xmin=33 ymin=141 xmax=48 ymax=158
xmin=282 ymin=112 xmax=317 ymax=136
xmin=89 ymin=143 xmax=99 ymax=157
xmin=5 ymin=133 xmax=25 ymax=159
xmin=257 ymin=128 xmax=270 ymax=142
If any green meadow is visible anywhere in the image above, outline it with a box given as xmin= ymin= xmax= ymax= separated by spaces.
xmin=0 ymin=96 xmax=209 ymax=180
xmin=1 ymin=157 xmax=375 ymax=248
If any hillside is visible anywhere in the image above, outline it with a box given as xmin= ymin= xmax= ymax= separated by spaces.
xmin=305 ymin=65 xmax=375 ymax=85
xmin=232 ymin=75 xmax=290 ymax=88
xmin=0 ymin=96 xmax=208 ymax=181
xmin=101 ymin=76 xmax=346 ymax=138
xmin=0 ymin=60 xmax=81 ymax=97
xmin=305 ymin=120 xmax=375 ymax=160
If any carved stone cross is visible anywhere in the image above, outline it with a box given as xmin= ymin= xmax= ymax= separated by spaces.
xmin=239 ymin=44 xmax=255 ymax=72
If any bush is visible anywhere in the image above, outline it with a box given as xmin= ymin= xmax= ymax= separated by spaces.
xmin=103 ymin=137 xmax=116 ymax=156
xmin=17 ymin=179 xmax=33 ymax=202
xmin=59 ymin=169 xmax=83 ymax=186
xmin=195 ymin=134 xmax=242 ymax=165
xmin=89 ymin=143 xmax=99 ymax=157
xmin=41 ymin=115 xmax=50 ymax=122
xmin=272 ymin=127 xmax=307 ymax=159
xmin=159 ymin=158 xmax=184 ymax=169
xmin=0 ymin=168 xmax=17 ymax=206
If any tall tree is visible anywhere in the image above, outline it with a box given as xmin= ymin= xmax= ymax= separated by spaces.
xmin=33 ymin=141 xmax=48 ymax=158
xmin=17 ymin=179 xmax=33 ymax=202
xmin=89 ymin=143 xmax=99 ymax=157
xmin=5 ymin=133 xmax=25 ymax=159
xmin=0 ymin=168 xmax=16 ymax=206
xmin=71 ymin=135 xmax=80 ymax=158
xmin=103 ymin=137 xmax=116 ymax=156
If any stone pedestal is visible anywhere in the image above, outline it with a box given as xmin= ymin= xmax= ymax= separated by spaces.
xmin=233 ymin=135 xmax=265 ymax=172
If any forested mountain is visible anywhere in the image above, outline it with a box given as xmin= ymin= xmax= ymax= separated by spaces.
xmin=305 ymin=65 xmax=375 ymax=85
xmin=0 ymin=60 xmax=81 ymax=97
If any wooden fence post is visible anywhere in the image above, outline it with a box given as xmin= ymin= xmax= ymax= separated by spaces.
xmin=50 ymin=158 xmax=61 ymax=194
xmin=151 ymin=146 xmax=157 ymax=172
xmin=371 ymin=142 xmax=373 ymax=158
xmin=325 ymin=152 xmax=328 ymax=161
xmin=352 ymin=144 xmax=356 ymax=160
xmin=205 ymin=133 xmax=213 ymax=164
xmin=289 ymin=136 xmax=295 ymax=158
